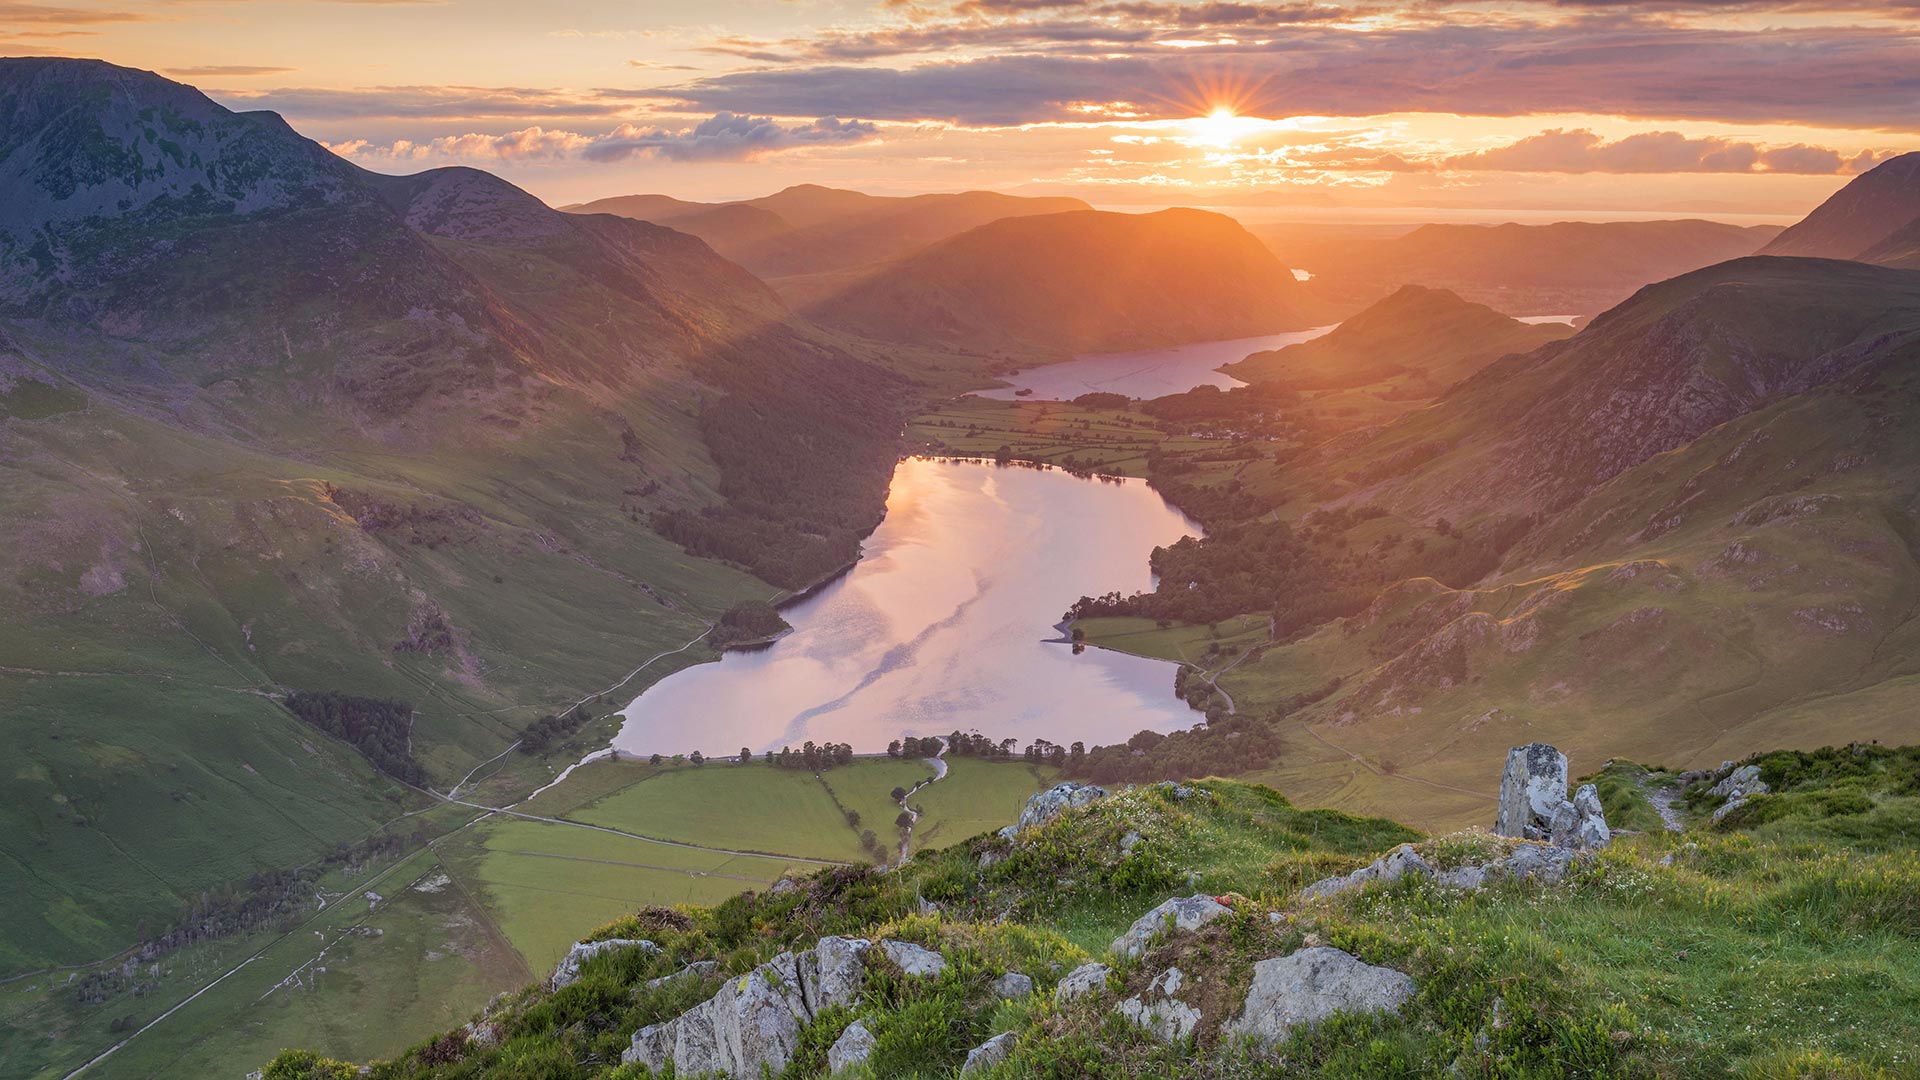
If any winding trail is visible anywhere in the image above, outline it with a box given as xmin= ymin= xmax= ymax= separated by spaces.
xmin=893 ymin=740 xmax=949 ymax=863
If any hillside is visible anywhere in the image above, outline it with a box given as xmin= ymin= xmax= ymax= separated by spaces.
xmin=1042 ymin=256 xmax=1920 ymax=827
xmin=1221 ymin=285 xmax=1572 ymax=394
xmin=1258 ymin=219 xmax=1777 ymax=316
xmin=261 ymin=745 xmax=1920 ymax=1079
xmin=801 ymin=208 xmax=1321 ymax=356
xmin=566 ymin=186 xmax=1089 ymax=287
xmin=0 ymin=58 xmax=910 ymax=978
xmin=1760 ymin=152 xmax=1920 ymax=260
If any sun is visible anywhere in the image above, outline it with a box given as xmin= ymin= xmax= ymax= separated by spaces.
xmin=1190 ymin=105 xmax=1253 ymax=148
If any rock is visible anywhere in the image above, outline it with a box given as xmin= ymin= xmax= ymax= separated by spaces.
xmin=644 ymin=960 xmax=718 ymax=992
xmin=977 ymin=848 xmax=1007 ymax=869
xmin=625 ymin=938 xmax=876 ymax=1076
xmin=1115 ymin=967 xmax=1200 ymax=1043
xmin=1119 ymin=830 xmax=1143 ymax=854
xmin=1301 ymin=844 xmax=1432 ymax=900
xmin=961 ymin=1031 xmax=1017 ymax=1073
xmin=880 ymin=939 xmax=946 ymax=978
xmin=1054 ymin=962 xmax=1111 ymax=1004
xmin=1111 ymin=894 xmax=1231 ymax=958
xmin=992 ymin=971 xmax=1034 ymax=999
xmin=551 ymin=938 xmax=657 ymax=989
xmin=800 ymin=936 xmax=872 ymax=1011
xmin=1433 ymin=864 xmax=1487 ymax=890
xmin=916 ymin=894 xmax=941 ymax=916
xmin=1225 ymin=947 xmax=1415 ymax=1049
xmin=1571 ymin=783 xmax=1611 ymax=849
xmin=1709 ymin=764 xmax=1770 ymax=800
xmin=769 ymin=876 xmax=800 ymax=896
xmin=1711 ymin=796 xmax=1751 ymax=823
xmin=1006 ymin=782 xmax=1108 ymax=835
xmin=826 ymin=1019 xmax=875 ymax=1075
xmin=1495 ymin=743 xmax=1570 ymax=841
xmin=1155 ymin=781 xmax=1211 ymax=801
xmin=1500 ymin=843 xmax=1579 ymax=884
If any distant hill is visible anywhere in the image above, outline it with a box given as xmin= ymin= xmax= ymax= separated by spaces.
xmin=1258 ymin=218 xmax=1778 ymax=316
xmin=1222 ymin=285 xmax=1571 ymax=393
xmin=1760 ymin=152 xmax=1920 ymax=261
xmin=567 ymin=185 xmax=1090 ymax=285
xmin=802 ymin=208 xmax=1321 ymax=355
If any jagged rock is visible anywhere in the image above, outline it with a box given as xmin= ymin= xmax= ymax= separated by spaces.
xmin=1111 ymin=894 xmax=1230 ymax=958
xmin=826 ymin=1019 xmax=876 ymax=1075
xmin=625 ymin=937 xmax=876 ymax=1075
xmin=769 ymin=876 xmax=800 ymax=896
xmin=800 ymin=936 xmax=871 ymax=1010
xmin=1155 ymin=781 xmax=1212 ymax=801
xmin=1500 ymin=843 xmax=1579 ymax=883
xmin=551 ymin=938 xmax=657 ymax=989
xmin=644 ymin=960 xmax=717 ymax=992
xmin=1120 ymin=830 xmax=1144 ymax=854
xmin=1115 ymin=967 xmax=1201 ymax=1042
xmin=1000 ymin=782 xmax=1108 ymax=838
xmin=1301 ymin=844 xmax=1431 ymax=900
xmin=961 ymin=1031 xmax=1018 ymax=1073
xmin=1571 ymin=784 xmax=1611 ymax=849
xmin=1433 ymin=864 xmax=1487 ymax=890
xmin=880 ymin=939 xmax=946 ymax=978
xmin=1709 ymin=764 xmax=1770 ymax=800
xmin=1496 ymin=743 xmax=1570 ymax=841
xmin=1226 ymin=947 xmax=1415 ymax=1049
xmin=993 ymin=971 xmax=1034 ymax=998
xmin=1055 ymin=962 xmax=1112 ymax=1003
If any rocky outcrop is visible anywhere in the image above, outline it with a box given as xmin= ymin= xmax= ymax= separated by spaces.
xmin=1110 ymin=894 xmax=1231 ymax=959
xmin=1495 ymin=743 xmax=1609 ymax=849
xmin=1301 ymin=844 xmax=1431 ymax=901
xmin=623 ymin=935 xmax=877 ymax=1076
xmin=1055 ymin=962 xmax=1112 ymax=1004
xmin=961 ymin=1031 xmax=1018 ymax=1073
xmin=1115 ymin=966 xmax=1202 ymax=1043
xmin=551 ymin=938 xmax=657 ymax=990
xmin=1225 ymin=947 xmax=1414 ymax=1049
xmin=644 ymin=960 xmax=718 ymax=991
xmin=1707 ymin=763 xmax=1771 ymax=822
xmin=1000 ymin=782 xmax=1108 ymax=838
xmin=826 ymin=1019 xmax=875 ymax=1075
xmin=880 ymin=939 xmax=946 ymax=978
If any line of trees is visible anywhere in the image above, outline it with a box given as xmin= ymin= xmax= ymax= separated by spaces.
xmin=769 ymin=741 xmax=855 ymax=770
xmin=518 ymin=705 xmax=592 ymax=755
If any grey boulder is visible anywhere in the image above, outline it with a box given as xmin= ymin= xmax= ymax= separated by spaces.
xmin=1054 ymin=962 xmax=1112 ymax=1004
xmin=1300 ymin=844 xmax=1431 ymax=900
xmin=992 ymin=971 xmax=1034 ymax=999
xmin=826 ymin=1019 xmax=875 ymax=1075
xmin=1115 ymin=966 xmax=1201 ymax=1043
xmin=1111 ymin=894 xmax=1230 ymax=958
xmin=961 ymin=1031 xmax=1018 ymax=1074
xmin=1226 ymin=947 xmax=1415 ymax=1049
xmin=1000 ymin=782 xmax=1108 ymax=838
xmin=801 ymin=936 xmax=872 ymax=1010
xmin=1495 ymin=743 xmax=1609 ymax=850
xmin=551 ymin=938 xmax=657 ymax=990
xmin=880 ymin=939 xmax=946 ymax=978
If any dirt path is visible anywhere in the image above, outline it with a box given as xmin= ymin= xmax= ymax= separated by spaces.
xmin=1646 ymin=780 xmax=1687 ymax=832
xmin=894 ymin=740 xmax=949 ymax=863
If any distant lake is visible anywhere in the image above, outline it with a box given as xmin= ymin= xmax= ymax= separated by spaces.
xmin=614 ymin=458 xmax=1203 ymax=757
xmin=976 ymin=326 xmax=1337 ymax=401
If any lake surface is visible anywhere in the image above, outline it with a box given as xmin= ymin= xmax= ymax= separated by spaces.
xmin=614 ymin=458 xmax=1204 ymax=757
xmin=976 ymin=326 xmax=1336 ymax=401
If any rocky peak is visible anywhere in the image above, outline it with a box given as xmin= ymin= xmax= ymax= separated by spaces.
xmin=1760 ymin=152 xmax=1920 ymax=261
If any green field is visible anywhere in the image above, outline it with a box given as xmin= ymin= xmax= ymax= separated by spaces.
xmin=906 ymin=757 xmax=1058 ymax=852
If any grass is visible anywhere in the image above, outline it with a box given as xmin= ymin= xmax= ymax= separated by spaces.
xmin=907 ymin=758 xmax=1057 ymax=853
xmin=271 ymin=755 xmax=1920 ymax=1080
xmin=565 ymin=761 xmax=880 ymax=863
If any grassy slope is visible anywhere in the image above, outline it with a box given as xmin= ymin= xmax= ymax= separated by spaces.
xmin=3 ymin=758 xmax=1053 ymax=1080
xmin=273 ymin=747 xmax=1920 ymax=1080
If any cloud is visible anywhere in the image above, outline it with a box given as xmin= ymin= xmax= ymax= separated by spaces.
xmin=0 ymin=2 xmax=144 ymax=23
xmin=582 ymin=112 xmax=880 ymax=162
xmin=638 ymin=20 xmax=1920 ymax=132
xmin=326 ymin=113 xmax=879 ymax=164
xmin=1443 ymin=128 xmax=1896 ymax=174
xmin=165 ymin=65 xmax=294 ymax=77
xmin=211 ymin=84 xmax=630 ymax=122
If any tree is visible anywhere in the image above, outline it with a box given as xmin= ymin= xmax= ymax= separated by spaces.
xmin=887 ymin=739 xmax=901 ymax=758
xmin=894 ymin=811 xmax=914 ymax=829
xmin=739 ymin=747 xmax=753 ymax=765
xmin=890 ymin=786 xmax=909 ymax=802
xmin=690 ymin=750 xmax=705 ymax=766
xmin=648 ymin=753 xmax=663 ymax=766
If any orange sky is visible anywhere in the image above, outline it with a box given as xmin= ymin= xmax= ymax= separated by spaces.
xmin=5 ymin=0 xmax=1915 ymax=218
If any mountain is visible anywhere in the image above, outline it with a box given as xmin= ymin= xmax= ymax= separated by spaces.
xmin=1260 ymin=219 xmax=1779 ymax=317
xmin=1760 ymin=152 xmax=1920 ymax=261
xmin=801 ymin=208 xmax=1321 ymax=356
xmin=1861 ymin=215 xmax=1920 ymax=269
xmin=567 ymin=185 xmax=1091 ymax=292
xmin=0 ymin=58 xmax=911 ymax=976
xmin=1221 ymin=285 xmax=1572 ymax=394
xmin=1068 ymin=255 xmax=1920 ymax=828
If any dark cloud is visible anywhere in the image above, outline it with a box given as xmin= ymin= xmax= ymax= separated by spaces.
xmin=636 ymin=24 xmax=1920 ymax=131
xmin=580 ymin=112 xmax=880 ymax=162
xmin=1444 ymin=128 xmax=1896 ymax=173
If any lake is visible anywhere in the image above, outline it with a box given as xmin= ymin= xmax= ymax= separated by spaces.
xmin=976 ymin=326 xmax=1337 ymax=401
xmin=614 ymin=458 xmax=1203 ymax=757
